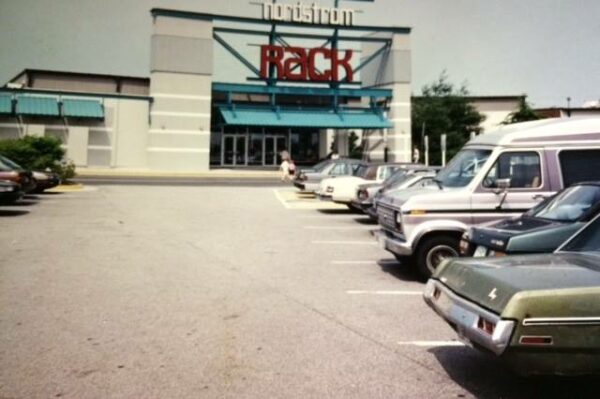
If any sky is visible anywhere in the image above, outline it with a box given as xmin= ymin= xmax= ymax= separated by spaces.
xmin=0 ymin=0 xmax=598 ymax=108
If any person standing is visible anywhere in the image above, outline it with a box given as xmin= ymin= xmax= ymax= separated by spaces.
xmin=280 ymin=151 xmax=291 ymax=182
xmin=412 ymin=146 xmax=420 ymax=164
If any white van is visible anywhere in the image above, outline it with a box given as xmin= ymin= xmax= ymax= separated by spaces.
xmin=374 ymin=118 xmax=600 ymax=278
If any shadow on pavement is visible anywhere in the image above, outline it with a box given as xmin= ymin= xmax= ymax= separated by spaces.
xmin=353 ymin=216 xmax=378 ymax=225
xmin=377 ymin=259 xmax=422 ymax=282
xmin=0 ymin=209 xmax=30 ymax=217
xmin=38 ymin=191 xmax=64 ymax=196
xmin=317 ymin=209 xmax=354 ymax=215
xmin=9 ymin=200 xmax=39 ymax=207
xmin=428 ymin=346 xmax=599 ymax=398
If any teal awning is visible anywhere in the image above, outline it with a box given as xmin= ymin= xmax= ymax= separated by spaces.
xmin=62 ymin=99 xmax=104 ymax=118
xmin=16 ymin=95 xmax=59 ymax=116
xmin=219 ymin=106 xmax=392 ymax=129
xmin=0 ymin=94 xmax=12 ymax=114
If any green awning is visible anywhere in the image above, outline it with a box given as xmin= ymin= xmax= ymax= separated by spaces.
xmin=62 ymin=99 xmax=104 ymax=118
xmin=0 ymin=94 xmax=12 ymax=114
xmin=219 ymin=106 xmax=392 ymax=129
xmin=16 ymin=95 xmax=59 ymax=116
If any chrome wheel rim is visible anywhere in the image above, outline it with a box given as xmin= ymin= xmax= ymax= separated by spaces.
xmin=426 ymin=244 xmax=458 ymax=274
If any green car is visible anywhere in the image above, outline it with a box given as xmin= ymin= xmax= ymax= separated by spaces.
xmin=424 ymin=213 xmax=600 ymax=376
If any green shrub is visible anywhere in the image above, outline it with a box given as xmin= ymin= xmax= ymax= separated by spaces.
xmin=54 ymin=160 xmax=77 ymax=181
xmin=0 ymin=136 xmax=76 ymax=181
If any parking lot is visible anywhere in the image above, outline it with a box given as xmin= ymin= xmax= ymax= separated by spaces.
xmin=0 ymin=184 xmax=597 ymax=398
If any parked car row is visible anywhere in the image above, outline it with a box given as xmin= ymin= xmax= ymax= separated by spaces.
xmin=294 ymin=117 xmax=600 ymax=376
xmin=0 ymin=154 xmax=60 ymax=205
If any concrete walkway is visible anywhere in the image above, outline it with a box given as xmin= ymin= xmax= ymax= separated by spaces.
xmin=76 ymin=167 xmax=281 ymax=179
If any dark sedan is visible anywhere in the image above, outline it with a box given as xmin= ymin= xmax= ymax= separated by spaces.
xmin=0 ymin=155 xmax=36 ymax=193
xmin=0 ymin=180 xmax=23 ymax=205
xmin=460 ymin=182 xmax=600 ymax=257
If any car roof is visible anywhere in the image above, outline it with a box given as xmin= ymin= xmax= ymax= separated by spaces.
xmin=468 ymin=117 xmax=600 ymax=147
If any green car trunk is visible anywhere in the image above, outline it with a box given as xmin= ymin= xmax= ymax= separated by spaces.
xmin=434 ymin=253 xmax=600 ymax=375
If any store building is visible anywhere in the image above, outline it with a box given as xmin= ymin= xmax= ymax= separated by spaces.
xmin=0 ymin=3 xmax=411 ymax=171
xmin=0 ymin=3 xmax=525 ymax=172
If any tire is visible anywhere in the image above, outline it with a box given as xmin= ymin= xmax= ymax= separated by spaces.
xmin=346 ymin=204 xmax=363 ymax=213
xmin=415 ymin=235 xmax=460 ymax=280
xmin=394 ymin=254 xmax=413 ymax=265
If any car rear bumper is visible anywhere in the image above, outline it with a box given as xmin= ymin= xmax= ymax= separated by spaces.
xmin=423 ymin=279 xmax=515 ymax=356
xmin=294 ymin=181 xmax=318 ymax=193
xmin=374 ymin=229 xmax=413 ymax=256
xmin=317 ymin=193 xmax=333 ymax=201
xmin=0 ymin=190 xmax=23 ymax=204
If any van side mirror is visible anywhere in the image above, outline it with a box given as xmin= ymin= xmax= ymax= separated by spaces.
xmin=495 ymin=178 xmax=511 ymax=209
xmin=496 ymin=178 xmax=511 ymax=191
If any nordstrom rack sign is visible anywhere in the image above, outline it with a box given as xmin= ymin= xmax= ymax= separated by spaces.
xmin=262 ymin=1 xmax=356 ymax=26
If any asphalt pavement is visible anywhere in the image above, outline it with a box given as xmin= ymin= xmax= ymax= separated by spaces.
xmin=0 ymin=186 xmax=597 ymax=398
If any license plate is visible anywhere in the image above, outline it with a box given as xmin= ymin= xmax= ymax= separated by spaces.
xmin=473 ymin=246 xmax=488 ymax=257
xmin=378 ymin=235 xmax=387 ymax=250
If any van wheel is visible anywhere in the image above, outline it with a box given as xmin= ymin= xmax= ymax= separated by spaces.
xmin=394 ymin=254 xmax=414 ymax=266
xmin=346 ymin=204 xmax=362 ymax=213
xmin=416 ymin=235 xmax=460 ymax=279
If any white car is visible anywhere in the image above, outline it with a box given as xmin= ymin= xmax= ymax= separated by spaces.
xmin=316 ymin=164 xmax=400 ymax=208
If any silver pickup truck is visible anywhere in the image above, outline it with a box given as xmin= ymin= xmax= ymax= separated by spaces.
xmin=374 ymin=117 xmax=600 ymax=279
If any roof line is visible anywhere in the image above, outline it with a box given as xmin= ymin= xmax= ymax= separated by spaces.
xmin=151 ymin=8 xmax=411 ymax=33
xmin=6 ymin=68 xmax=150 ymax=85
xmin=0 ymin=87 xmax=152 ymax=102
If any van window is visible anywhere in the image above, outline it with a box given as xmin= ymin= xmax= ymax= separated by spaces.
xmin=436 ymin=149 xmax=492 ymax=188
xmin=559 ymin=150 xmax=600 ymax=187
xmin=483 ymin=151 xmax=541 ymax=189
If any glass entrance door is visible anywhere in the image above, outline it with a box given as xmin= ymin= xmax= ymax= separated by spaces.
xmin=222 ymin=134 xmax=247 ymax=166
xmin=264 ymin=135 xmax=288 ymax=166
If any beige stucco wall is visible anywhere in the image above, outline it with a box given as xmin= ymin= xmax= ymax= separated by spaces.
xmin=148 ymin=15 xmax=213 ymax=171
xmin=0 ymin=96 xmax=150 ymax=169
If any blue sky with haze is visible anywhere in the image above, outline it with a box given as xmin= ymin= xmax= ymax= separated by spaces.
xmin=0 ymin=0 xmax=598 ymax=107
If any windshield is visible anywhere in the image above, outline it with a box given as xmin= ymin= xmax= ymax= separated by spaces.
xmin=358 ymin=165 xmax=378 ymax=180
xmin=382 ymin=170 xmax=412 ymax=189
xmin=311 ymin=160 xmax=331 ymax=172
xmin=531 ymin=185 xmax=600 ymax=222
xmin=560 ymin=214 xmax=600 ymax=253
xmin=0 ymin=155 xmax=22 ymax=169
xmin=0 ymin=159 xmax=13 ymax=171
xmin=435 ymin=149 xmax=492 ymax=188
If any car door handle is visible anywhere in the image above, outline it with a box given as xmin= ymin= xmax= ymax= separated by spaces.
xmin=532 ymin=194 xmax=547 ymax=201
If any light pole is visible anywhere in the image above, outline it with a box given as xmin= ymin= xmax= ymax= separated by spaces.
xmin=567 ymin=96 xmax=572 ymax=117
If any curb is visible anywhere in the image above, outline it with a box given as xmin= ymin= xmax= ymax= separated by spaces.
xmin=46 ymin=183 xmax=85 ymax=193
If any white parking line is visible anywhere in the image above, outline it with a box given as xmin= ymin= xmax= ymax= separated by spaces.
xmin=330 ymin=260 xmax=398 ymax=265
xmin=346 ymin=290 xmax=422 ymax=295
xmin=304 ymin=225 xmax=376 ymax=230
xmin=312 ymin=240 xmax=378 ymax=245
xmin=273 ymin=188 xmax=291 ymax=209
xmin=397 ymin=341 xmax=465 ymax=347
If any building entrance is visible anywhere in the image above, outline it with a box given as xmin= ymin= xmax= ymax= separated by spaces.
xmin=222 ymin=134 xmax=247 ymax=166
xmin=212 ymin=125 xmax=320 ymax=167
xmin=264 ymin=135 xmax=287 ymax=165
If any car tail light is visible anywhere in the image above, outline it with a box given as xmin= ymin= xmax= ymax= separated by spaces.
xmin=489 ymin=250 xmax=506 ymax=257
xmin=519 ymin=336 xmax=553 ymax=346
xmin=477 ymin=317 xmax=496 ymax=335
xmin=358 ymin=189 xmax=368 ymax=200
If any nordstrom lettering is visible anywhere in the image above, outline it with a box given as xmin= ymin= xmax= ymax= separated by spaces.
xmin=260 ymin=45 xmax=354 ymax=82
xmin=262 ymin=2 xmax=355 ymax=26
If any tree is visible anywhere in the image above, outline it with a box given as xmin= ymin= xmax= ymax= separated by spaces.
xmin=348 ymin=131 xmax=363 ymax=159
xmin=412 ymin=72 xmax=485 ymax=165
xmin=502 ymin=96 xmax=541 ymax=124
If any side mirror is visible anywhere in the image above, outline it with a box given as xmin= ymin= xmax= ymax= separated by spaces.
xmin=495 ymin=178 xmax=511 ymax=209
xmin=496 ymin=178 xmax=511 ymax=191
